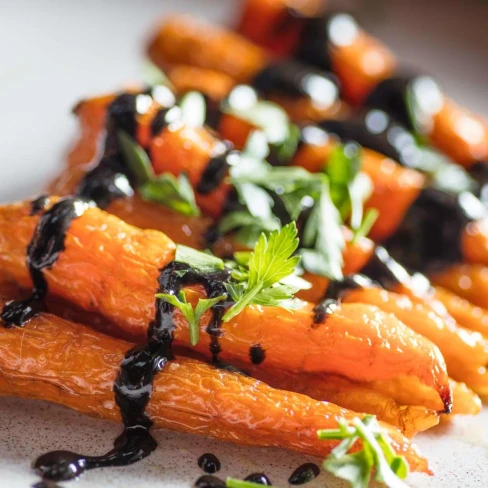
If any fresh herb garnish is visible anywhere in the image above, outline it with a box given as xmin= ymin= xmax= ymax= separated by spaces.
xmin=178 ymin=91 xmax=206 ymax=127
xmin=318 ymin=415 xmax=410 ymax=488
xmin=323 ymin=143 xmax=374 ymax=237
xmin=175 ymin=245 xmax=224 ymax=273
xmin=141 ymin=59 xmax=174 ymax=89
xmin=117 ymin=130 xmax=200 ymax=216
xmin=222 ymin=222 xmax=303 ymax=322
xmin=156 ymin=291 xmax=225 ymax=346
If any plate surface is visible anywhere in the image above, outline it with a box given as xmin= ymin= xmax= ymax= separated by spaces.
xmin=1 ymin=1 xmax=487 ymax=487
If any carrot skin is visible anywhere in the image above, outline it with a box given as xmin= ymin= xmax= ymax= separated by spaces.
xmin=0 ymin=201 xmax=451 ymax=410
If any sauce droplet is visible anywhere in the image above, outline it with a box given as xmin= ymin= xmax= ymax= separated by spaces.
xmin=288 ymin=463 xmax=320 ymax=485
xmin=198 ymin=453 xmax=221 ymax=474
xmin=245 ymin=472 xmax=272 ymax=485
xmin=195 ymin=474 xmax=226 ymax=488
xmin=249 ymin=344 xmax=266 ymax=365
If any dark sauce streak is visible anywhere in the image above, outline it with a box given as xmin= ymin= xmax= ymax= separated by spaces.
xmin=33 ymin=261 xmax=230 ymax=482
xmin=30 ymin=195 xmax=50 ymax=215
xmin=360 ymin=246 xmax=411 ymax=290
xmin=150 ymin=107 xmax=174 ymax=137
xmin=195 ymin=474 xmax=226 ymax=488
xmin=469 ymin=161 xmax=488 ymax=204
xmin=203 ymin=94 xmax=224 ymax=131
xmin=288 ymin=463 xmax=320 ymax=485
xmin=245 ymin=473 xmax=272 ymax=485
xmin=312 ymin=298 xmax=339 ymax=325
xmin=196 ymin=144 xmax=235 ymax=195
xmin=318 ymin=110 xmax=418 ymax=167
xmin=385 ymin=187 xmax=483 ymax=273
xmin=198 ymin=453 xmax=221 ymax=474
xmin=325 ymin=274 xmax=374 ymax=301
xmin=252 ymin=60 xmax=340 ymax=103
xmin=213 ymin=360 xmax=250 ymax=377
xmin=249 ymin=344 xmax=266 ymax=365
xmin=1 ymin=197 xmax=90 ymax=327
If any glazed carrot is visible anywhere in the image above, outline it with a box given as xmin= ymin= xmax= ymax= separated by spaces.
xmin=429 ymin=98 xmax=488 ymax=168
xmin=0 ymin=298 xmax=429 ymax=470
xmin=463 ymin=219 xmax=488 ymax=266
xmin=236 ymin=0 xmax=324 ymax=56
xmin=243 ymin=367 xmax=439 ymax=437
xmin=148 ymin=15 xmax=268 ymax=84
xmin=166 ymin=65 xmax=235 ymax=101
xmin=449 ymin=379 xmax=482 ymax=416
xmin=0 ymin=200 xmax=451 ymax=410
xmin=341 ymin=287 xmax=488 ymax=380
xmin=432 ymin=264 xmax=488 ymax=310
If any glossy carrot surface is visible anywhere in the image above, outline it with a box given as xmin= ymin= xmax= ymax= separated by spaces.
xmin=0 ymin=296 xmax=429 ymax=470
xmin=0 ymin=200 xmax=451 ymax=410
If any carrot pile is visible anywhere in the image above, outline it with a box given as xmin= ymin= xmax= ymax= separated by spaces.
xmin=2 ymin=1 xmax=488 ymax=486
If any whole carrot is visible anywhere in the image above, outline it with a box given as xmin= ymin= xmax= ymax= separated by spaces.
xmin=0 ymin=200 xmax=451 ymax=411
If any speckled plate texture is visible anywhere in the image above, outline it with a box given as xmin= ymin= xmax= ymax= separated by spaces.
xmin=1 ymin=0 xmax=488 ymax=486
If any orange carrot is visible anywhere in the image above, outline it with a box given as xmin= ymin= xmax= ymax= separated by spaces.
xmin=0 ymin=200 xmax=451 ymax=411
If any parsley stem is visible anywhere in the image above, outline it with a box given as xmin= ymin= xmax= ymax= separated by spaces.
xmin=222 ymin=284 xmax=263 ymax=322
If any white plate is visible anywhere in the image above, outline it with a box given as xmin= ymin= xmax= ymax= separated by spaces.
xmin=1 ymin=1 xmax=487 ymax=487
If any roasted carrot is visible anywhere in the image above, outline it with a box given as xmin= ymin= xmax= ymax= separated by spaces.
xmin=0 ymin=296 xmax=429 ymax=470
xmin=242 ymin=366 xmax=439 ymax=438
xmin=0 ymin=200 xmax=451 ymax=410
xmin=148 ymin=15 xmax=268 ymax=84
xmin=341 ymin=286 xmax=488 ymax=386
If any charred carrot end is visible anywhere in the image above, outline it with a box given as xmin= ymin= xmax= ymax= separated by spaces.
xmin=0 ymin=200 xmax=451 ymax=409
xmin=243 ymin=366 xmax=439 ymax=437
xmin=166 ymin=65 xmax=236 ymax=101
xmin=463 ymin=220 xmax=488 ymax=266
xmin=0 ymin=296 xmax=429 ymax=471
xmin=150 ymin=123 xmax=232 ymax=218
xmin=430 ymin=98 xmax=488 ymax=167
xmin=147 ymin=15 xmax=268 ymax=83
xmin=342 ymin=286 xmax=488 ymax=375
xmin=293 ymin=141 xmax=426 ymax=241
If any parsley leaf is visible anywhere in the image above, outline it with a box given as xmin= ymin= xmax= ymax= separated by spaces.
xmin=175 ymin=245 xmax=224 ymax=273
xmin=318 ymin=415 xmax=410 ymax=488
xmin=222 ymin=222 xmax=301 ymax=322
xmin=156 ymin=291 xmax=225 ymax=346
xmin=139 ymin=173 xmax=200 ymax=217
xmin=117 ymin=130 xmax=200 ymax=217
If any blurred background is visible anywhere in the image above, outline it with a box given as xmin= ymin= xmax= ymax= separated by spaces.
xmin=0 ymin=0 xmax=486 ymax=201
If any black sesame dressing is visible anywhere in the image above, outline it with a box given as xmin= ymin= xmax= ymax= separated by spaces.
xmin=245 ymin=473 xmax=272 ymax=485
xmin=288 ymin=462 xmax=320 ymax=485
xmin=32 ymin=262 xmax=231 ymax=483
xmin=252 ymin=59 xmax=340 ymax=106
xmin=198 ymin=453 xmax=221 ymax=474
xmin=1 ymin=197 xmax=91 ymax=327
xmin=194 ymin=472 xmax=272 ymax=487
xmin=76 ymin=88 xmax=233 ymax=209
xmin=249 ymin=344 xmax=266 ymax=365
xmin=318 ymin=110 xmax=419 ymax=168
xmin=384 ymin=187 xmax=484 ymax=273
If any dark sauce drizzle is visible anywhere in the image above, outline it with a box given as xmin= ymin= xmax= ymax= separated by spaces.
xmin=385 ymin=187 xmax=484 ymax=273
xmin=197 ymin=142 xmax=236 ymax=195
xmin=252 ymin=59 xmax=340 ymax=104
xmin=249 ymin=344 xmax=266 ymax=365
xmin=30 ymin=195 xmax=51 ymax=215
xmin=195 ymin=474 xmax=226 ymax=488
xmin=1 ymin=197 xmax=91 ymax=327
xmin=288 ymin=463 xmax=320 ymax=485
xmin=245 ymin=473 xmax=272 ymax=485
xmin=32 ymin=261 xmax=230 ymax=483
xmin=312 ymin=298 xmax=339 ymax=325
xmin=198 ymin=453 xmax=221 ymax=474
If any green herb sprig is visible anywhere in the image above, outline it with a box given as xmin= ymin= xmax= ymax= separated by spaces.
xmin=318 ymin=415 xmax=410 ymax=488
xmin=117 ymin=130 xmax=200 ymax=216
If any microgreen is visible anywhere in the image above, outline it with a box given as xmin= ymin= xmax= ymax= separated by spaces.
xmin=178 ymin=91 xmax=206 ymax=127
xmin=318 ymin=415 xmax=410 ymax=488
xmin=226 ymin=478 xmax=271 ymax=488
xmin=117 ymin=130 xmax=200 ymax=216
xmin=156 ymin=291 xmax=226 ymax=346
